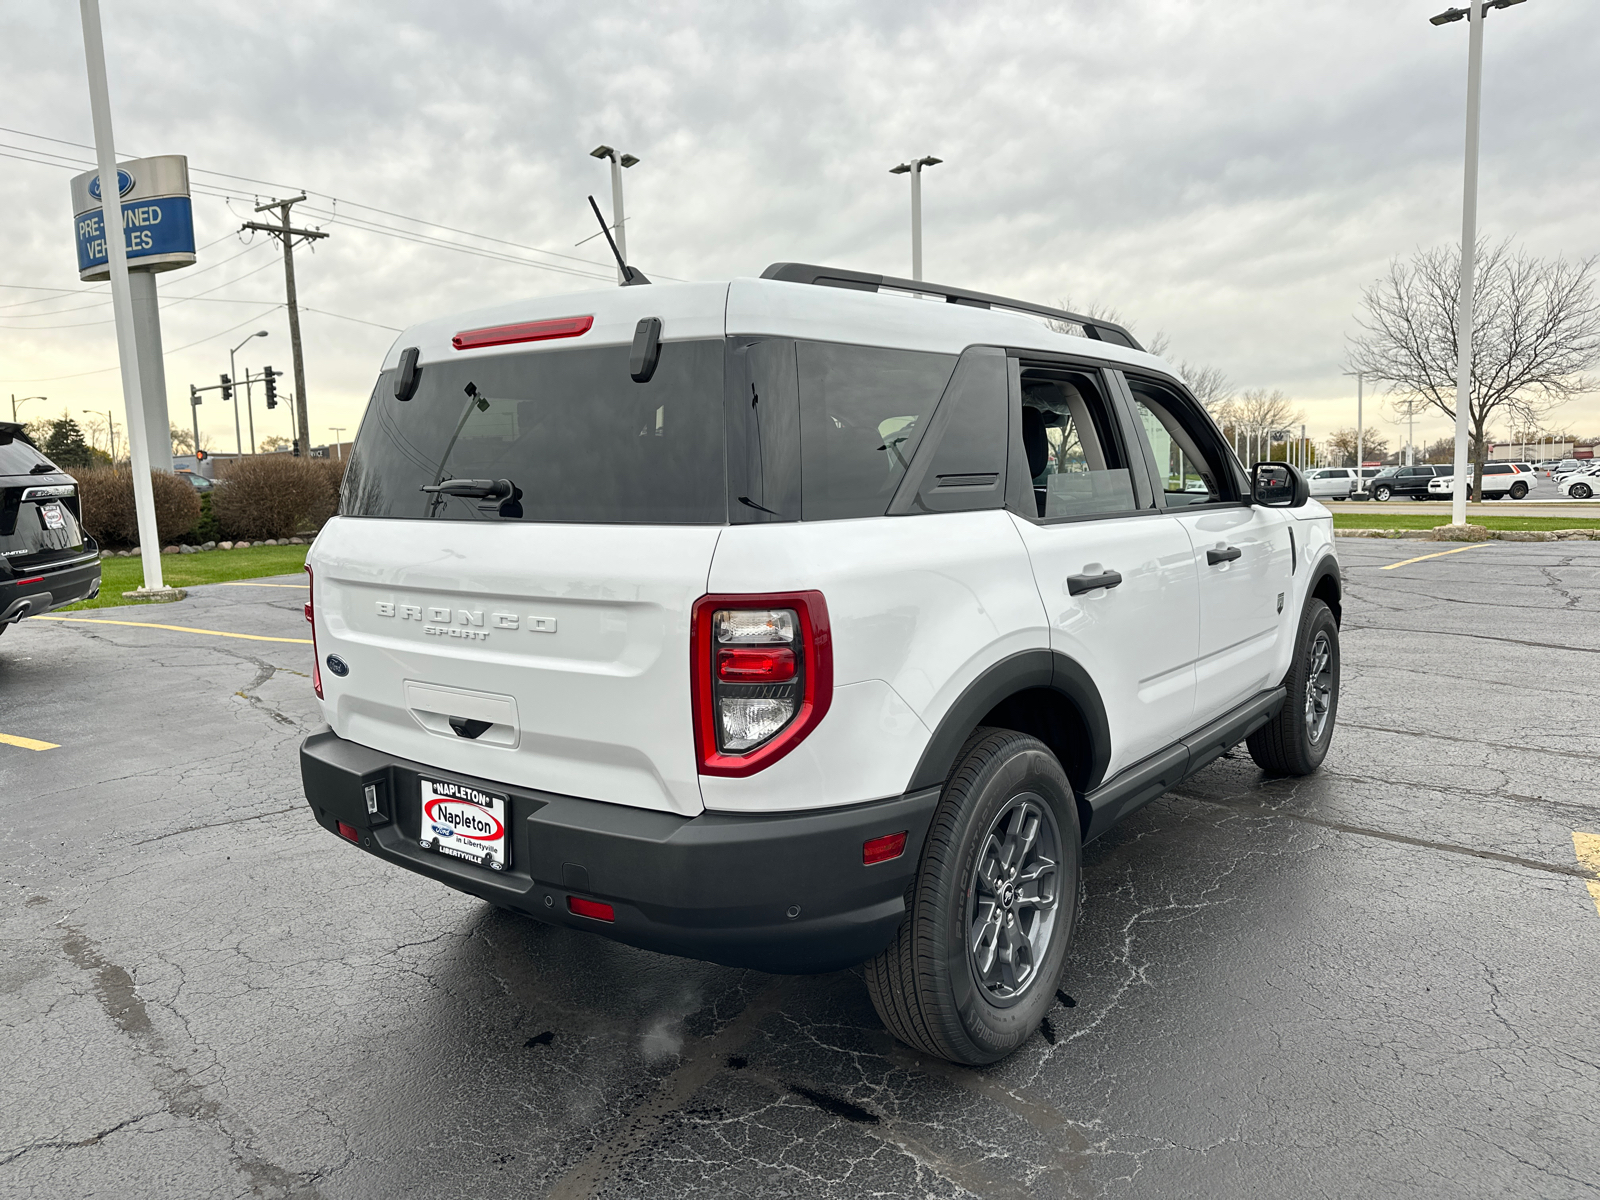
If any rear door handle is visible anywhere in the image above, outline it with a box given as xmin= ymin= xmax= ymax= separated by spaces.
xmin=1206 ymin=546 xmax=1242 ymax=566
xmin=1066 ymin=570 xmax=1123 ymax=596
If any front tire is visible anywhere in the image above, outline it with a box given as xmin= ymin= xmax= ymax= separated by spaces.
xmin=867 ymin=729 xmax=1081 ymax=1066
xmin=1248 ymin=599 xmax=1339 ymax=776
xmin=1373 ymin=485 xmax=1392 ymax=501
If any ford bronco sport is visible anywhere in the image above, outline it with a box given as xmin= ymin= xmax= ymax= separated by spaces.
xmin=300 ymin=264 xmax=1341 ymax=1065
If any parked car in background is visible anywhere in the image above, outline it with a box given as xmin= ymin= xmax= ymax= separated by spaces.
xmin=1368 ymin=464 xmax=1451 ymax=501
xmin=175 ymin=469 xmax=214 ymax=493
xmin=1558 ymin=468 xmax=1600 ymax=500
xmin=0 ymin=422 xmax=101 ymax=634
xmin=1306 ymin=467 xmax=1356 ymax=499
xmin=1552 ymin=460 xmax=1584 ymax=479
xmin=1427 ymin=462 xmax=1533 ymax=500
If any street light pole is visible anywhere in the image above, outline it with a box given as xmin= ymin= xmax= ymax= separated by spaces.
xmin=1342 ymin=370 xmax=1365 ymax=489
xmin=590 ymin=146 xmax=640 ymax=285
xmin=329 ymin=427 xmax=345 ymax=459
xmin=11 ymin=395 xmax=46 ymax=423
xmin=890 ymin=156 xmax=942 ymax=281
xmin=229 ymin=330 xmax=267 ymax=456
xmin=1431 ymin=0 xmax=1528 ymax=525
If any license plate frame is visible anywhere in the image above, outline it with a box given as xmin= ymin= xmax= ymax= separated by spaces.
xmin=39 ymin=502 xmax=66 ymax=531
xmin=418 ymin=777 xmax=511 ymax=872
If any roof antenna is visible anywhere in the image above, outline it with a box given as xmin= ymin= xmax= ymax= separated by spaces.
xmin=588 ymin=196 xmax=650 ymax=286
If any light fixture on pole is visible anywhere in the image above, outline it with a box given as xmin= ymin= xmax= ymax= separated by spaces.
xmin=11 ymin=395 xmax=47 ymax=423
xmin=590 ymin=145 xmax=640 ymax=285
xmin=230 ymin=330 xmax=268 ymax=454
xmin=1431 ymin=0 xmax=1529 ymax=525
xmin=329 ymin=426 xmax=346 ymax=459
xmin=889 ymin=155 xmax=942 ymax=281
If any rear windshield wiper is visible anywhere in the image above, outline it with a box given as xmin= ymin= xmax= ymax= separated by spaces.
xmin=29 ymin=463 xmax=57 ymax=474
xmin=420 ymin=478 xmax=515 ymax=500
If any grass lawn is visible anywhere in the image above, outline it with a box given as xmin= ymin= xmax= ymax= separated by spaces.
xmin=61 ymin=544 xmax=309 ymax=610
xmin=1331 ymin=513 xmax=1600 ymax=532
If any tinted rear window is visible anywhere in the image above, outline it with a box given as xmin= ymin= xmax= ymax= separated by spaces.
xmin=0 ymin=437 xmax=53 ymax=476
xmin=341 ymin=340 xmax=727 ymax=524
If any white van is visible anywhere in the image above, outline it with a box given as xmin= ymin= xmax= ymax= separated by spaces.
xmin=300 ymin=264 xmax=1342 ymax=1064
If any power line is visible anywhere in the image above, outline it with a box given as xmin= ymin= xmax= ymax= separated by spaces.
xmin=0 ymin=306 xmax=283 ymax=383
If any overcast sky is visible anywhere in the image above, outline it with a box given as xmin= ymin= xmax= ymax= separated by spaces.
xmin=2 ymin=0 xmax=1597 ymax=456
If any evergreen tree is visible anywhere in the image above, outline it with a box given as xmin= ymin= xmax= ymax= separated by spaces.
xmin=43 ymin=417 xmax=94 ymax=467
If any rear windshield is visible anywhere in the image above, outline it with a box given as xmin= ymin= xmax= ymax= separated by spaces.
xmin=0 ymin=437 xmax=54 ymax=476
xmin=341 ymin=339 xmax=727 ymax=524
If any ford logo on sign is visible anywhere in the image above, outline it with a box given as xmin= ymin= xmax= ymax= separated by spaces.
xmin=325 ymin=654 xmax=350 ymax=677
xmin=87 ymin=169 xmax=136 ymax=201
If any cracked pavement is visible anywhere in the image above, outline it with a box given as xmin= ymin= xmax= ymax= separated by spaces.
xmin=2 ymin=541 xmax=1598 ymax=1198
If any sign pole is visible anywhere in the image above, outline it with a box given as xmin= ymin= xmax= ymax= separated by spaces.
xmin=78 ymin=0 xmax=173 ymax=596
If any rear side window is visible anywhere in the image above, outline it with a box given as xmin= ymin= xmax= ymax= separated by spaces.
xmin=796 ymin=343 xmax=956 ymax=520
xmin=342 ymin=340 xmax=727 ymax=524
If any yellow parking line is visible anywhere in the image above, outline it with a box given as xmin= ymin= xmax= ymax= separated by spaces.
xmin=31 ymin=615 xmax=311 ymax=645
xmin=219 ymin=581 xmax=306 ymax=589
xmin=1575 ymin=833 xmax=1600 ymax=919
xmin=1381 ymin=543 xmax=1495 ymax=570
xmin=0 ymin=732 xmax=59 ymax=751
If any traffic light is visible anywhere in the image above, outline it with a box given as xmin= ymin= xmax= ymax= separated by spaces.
xmin=195 ymin=449 xmax=208 ymax=462
xmin=220 ymin=373 xmax=233 ymax=402
xmin=263 ymin=366 xmax=278 ymax=409
xmin=190 ymin=383 xmax=201 ymax=407
xmin=292 ymin=438 xmax=301 ymax=458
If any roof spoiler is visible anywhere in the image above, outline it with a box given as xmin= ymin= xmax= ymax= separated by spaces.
xmin=759 ymin=263 xmax=1143 ymax=352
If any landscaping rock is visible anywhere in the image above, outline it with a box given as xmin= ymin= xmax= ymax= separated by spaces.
xmin=219 ymin=541 xmax=233 ymax=551
xmin=235 ymin=541 xmax=250 ymax=549
xmin=289 ymin=537 xmax=305 ymax=545
xmin=162 ymin=545 xmax=180 ymax=555
xmin=201 ymin=541 xmax=217 ymax=551
xmin=179 ymin=544 xmax=198 ymax=554
xmin=1428 ymin=523 xmax=1491 ymax=542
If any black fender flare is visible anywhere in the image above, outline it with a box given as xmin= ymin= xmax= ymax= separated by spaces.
xmin=907 ymin=649 xmax=1112 ymax=793
xmin=1305 ymin=552 xmax=1342 ymax=626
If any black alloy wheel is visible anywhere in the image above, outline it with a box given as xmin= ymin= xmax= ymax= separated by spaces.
xmin=867 ymin=729 xmax=1081 ymax=1066
xmin=1248 ymin=598 xmax=1340 ymax=776
xmin=1573 ymin=482 xmax=1593 ymax=500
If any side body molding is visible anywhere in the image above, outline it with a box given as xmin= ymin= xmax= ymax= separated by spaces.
xmin=907 ymin=649 xmax=1112 ymax=794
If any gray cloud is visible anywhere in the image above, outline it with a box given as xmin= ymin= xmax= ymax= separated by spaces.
xmin=2 ymin=0 xmax=1596 ymax=450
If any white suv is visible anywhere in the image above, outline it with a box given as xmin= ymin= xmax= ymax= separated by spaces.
xmin=1427 ymin=462 xmax=1535 ymax=500
xmin=300 ymin=264 xmax=1343 ymax=1065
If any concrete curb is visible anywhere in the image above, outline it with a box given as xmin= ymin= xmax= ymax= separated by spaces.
xmin=1337 ymin=526 xmax=1600 ymax=542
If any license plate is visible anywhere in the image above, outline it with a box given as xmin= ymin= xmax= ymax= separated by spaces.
xmin=39 ymin=503 xmax=66 ymax=531
xmin=418 ymin=778 xmax=510 ymax=871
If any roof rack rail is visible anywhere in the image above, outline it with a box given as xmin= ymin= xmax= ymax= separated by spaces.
xmin=759 ymin=263 xmax=1144 ymax=352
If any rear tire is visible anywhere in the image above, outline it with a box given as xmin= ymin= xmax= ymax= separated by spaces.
xmin=1509 ymin=482 xmax=1528 ymax=499
xmin=1248 ymin=599 xmax=1339 ymax=776
xmin=866 ymin=729 xmax=1081 ymax=1066
xmin=1573 ymin=483 xmax=1593 ymax=500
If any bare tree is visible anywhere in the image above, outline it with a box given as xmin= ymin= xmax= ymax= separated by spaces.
xmin=1326 ymin=426 xmax=1390 ymax=467
xmin=1176 ymin=362 xmax=1233 ymax=412
xmin=1348 ymin=240 xmax=1600 ymax=498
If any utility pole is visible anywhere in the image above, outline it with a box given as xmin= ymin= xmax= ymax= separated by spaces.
xmin=242 ymin=197 xmax=326 ymax=458
xmin=890 ymin=156 xmax=942 ymax=281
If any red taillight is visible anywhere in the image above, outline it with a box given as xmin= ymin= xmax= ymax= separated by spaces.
xmin=337 ymin=821 xmax=360 ymax=844
xmin=567 ymin=896 xmax=615 ymax=922
xmin=451 ymin=315 xmax=593 ymax=351
xmin=863 ymin=831 xmax=908 ymax=865
xmin=15 ymin=576 xmax=45 ymax=586
xmin=691 ymin=592 xmax=832 ymax=778
xmin=716 ymin=646 xmax=796 ymax=683
xmin=305 ymin=565 xmax=322 ymax=699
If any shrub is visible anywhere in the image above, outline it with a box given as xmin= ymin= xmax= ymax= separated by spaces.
xmin=68 ymin=467 xmax=202 ymax=548
xmin=210 ymin=455 xmax=342 ymax=541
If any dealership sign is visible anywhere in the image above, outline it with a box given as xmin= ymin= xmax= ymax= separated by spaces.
xmin=69 ymin=154 xmax=196 ymax=280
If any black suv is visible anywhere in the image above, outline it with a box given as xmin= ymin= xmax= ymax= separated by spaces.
xmin=1368 ymin=463 xmax=1450 ymax=501
xmin=0 ymin=423 xmax=101 ymax=634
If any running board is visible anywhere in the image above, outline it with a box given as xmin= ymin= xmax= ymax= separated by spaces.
xmin=1081 ymin=687 xmax=1286 ymax=842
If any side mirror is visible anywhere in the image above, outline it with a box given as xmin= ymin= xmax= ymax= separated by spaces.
xmin=1252 ymin=462 xmax=1309 ymax=508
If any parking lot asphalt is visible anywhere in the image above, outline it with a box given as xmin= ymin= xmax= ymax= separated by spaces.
xmin=3 ymin=542 xmax=1598 ymax=1200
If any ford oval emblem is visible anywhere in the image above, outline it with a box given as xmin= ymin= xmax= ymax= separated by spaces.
xmin=88 ymin=169 xmax=136 ymax=201
xmin=325 ymin=654 xmax=350 ymax=677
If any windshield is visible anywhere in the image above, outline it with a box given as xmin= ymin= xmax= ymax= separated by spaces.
xmin=341 ymin=339 xmax=727 ymax=524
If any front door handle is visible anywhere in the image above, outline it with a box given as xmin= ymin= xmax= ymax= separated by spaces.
xmin=1206 ymin=546 xmax=1242 ymax=566
xmin=1066 ymin=570 xmax=1123 ymax=596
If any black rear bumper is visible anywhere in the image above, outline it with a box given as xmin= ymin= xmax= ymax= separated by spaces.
xmin=299 ymin=728 xmax=938 ymax=974
xmin=2 ymin=548 xmax=101 ymax=624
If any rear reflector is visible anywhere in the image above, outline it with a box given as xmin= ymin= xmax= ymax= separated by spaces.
xmin=337 ymin=821 xmax=360 ymax=844
xmin=15 ymin=577 xmax=44 ymax=586
xmin=452 ymin=315 xmax=594 ymax=351
xmin=567 ymin=896 xmax=615 ymax=922
xmin=863 ymin=831 xmax=907 ymax=865
xmin=716 ymin=645 xmax=796 ymax=682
